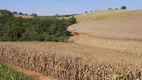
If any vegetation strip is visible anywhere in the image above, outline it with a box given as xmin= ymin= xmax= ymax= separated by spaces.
xmin=0 ymin=62 xmax=34 ymax=80
xmin=0 ymin=10 xmax=77 ymax=42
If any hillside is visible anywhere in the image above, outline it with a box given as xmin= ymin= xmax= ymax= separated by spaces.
xmin=75 ymin=10 xmax=142 ymax=22
xmin=69 ymin=10 xmax=142 ymax=40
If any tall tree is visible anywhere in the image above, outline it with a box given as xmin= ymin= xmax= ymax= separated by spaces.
xmin=19 ymin=12 xmax=23 ymax=15
xmin=25 ymin=13 xmax=28 ymax=15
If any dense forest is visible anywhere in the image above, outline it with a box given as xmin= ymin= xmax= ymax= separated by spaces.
xmin=0 ymin=10 xmax=77 ymax=42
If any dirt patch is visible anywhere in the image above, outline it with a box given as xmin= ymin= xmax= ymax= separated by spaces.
xmin=12 ymin=65 xmax=56 ymax=80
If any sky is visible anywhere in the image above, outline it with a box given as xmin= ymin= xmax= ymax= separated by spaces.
xmin=0 ymin=0 xmax=142 ymax=15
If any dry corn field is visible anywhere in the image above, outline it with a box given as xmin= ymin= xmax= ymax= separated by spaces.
xmin=0 ymin=36 xmax=142 ymax=80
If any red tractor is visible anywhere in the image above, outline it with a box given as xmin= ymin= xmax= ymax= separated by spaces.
xmin=73 ymin=31 xmax=79 ymax=35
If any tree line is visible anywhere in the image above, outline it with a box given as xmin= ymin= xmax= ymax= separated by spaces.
xmin=85 ymin=6 xmax=127 ymax=13
xmin=0 ymin=10 xmax=77 ymax=42
xmin=12 ymin=11 xmax=38 ymax=17
xmin=108 ymin=6 xmax=127 ymax=10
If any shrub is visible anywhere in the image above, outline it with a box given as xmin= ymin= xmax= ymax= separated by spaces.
xmin=85 ymin=11 xmax=88 ymax=13
xmin=121 ymin=6 xmax=127 ymax=10
xmin=115 ymin=8 xmax=119 ymax=10
xmin=108 ymin=8 xmax=113 ymax=10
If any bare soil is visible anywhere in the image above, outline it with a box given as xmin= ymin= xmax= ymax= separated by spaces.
xmin=68 ymin=15 xmax=142 ymax=40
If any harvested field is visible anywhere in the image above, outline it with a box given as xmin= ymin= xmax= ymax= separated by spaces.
xmin=68 ymin=14 xmax=142 ymax=40
xmin=75 ymin=10 xmax=142 ymax=22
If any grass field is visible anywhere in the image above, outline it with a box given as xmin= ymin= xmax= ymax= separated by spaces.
xmin=75 ymin=10 xmax=142 ymax=22
xmin=0 ymin=63 xmax=33 ymax=80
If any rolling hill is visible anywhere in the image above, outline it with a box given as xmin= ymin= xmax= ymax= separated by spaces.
xmin=69 ymin=10 xmax=142 ymax=40
xmin=75 ymin=10 xmax=142 ymax=22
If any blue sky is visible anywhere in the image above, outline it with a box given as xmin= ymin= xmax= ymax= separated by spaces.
xmin=0 ymin=0 xmax=142 ymax=15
